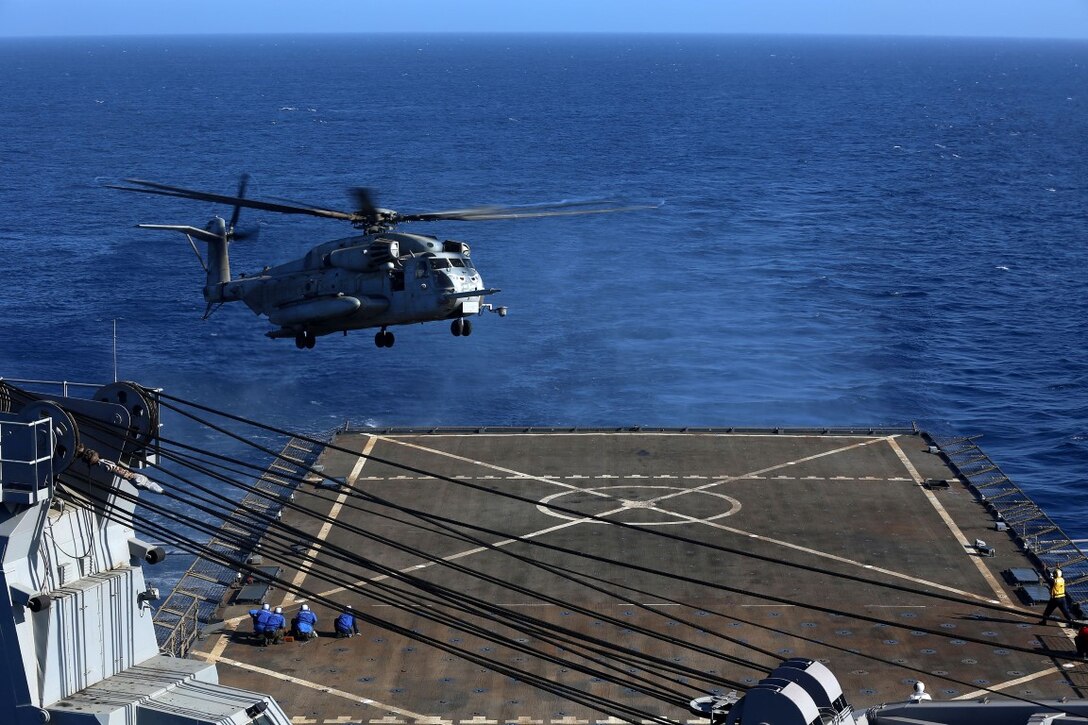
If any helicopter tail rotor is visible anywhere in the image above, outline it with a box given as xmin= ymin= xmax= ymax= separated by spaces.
xmin=226 ymin=173 xmax=262 ymax=241
xmin=228 ymin=173 xmax=248 ymax=231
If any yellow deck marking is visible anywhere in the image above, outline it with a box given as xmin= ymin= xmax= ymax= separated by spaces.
xmin=206 ymin=620 xmax=236 ymax=660
xmin=195 ymin=652 xmax=431 ymax=720
xmin=952 ymin=665 xmax=1062 ymax=700
xmin=886 ymin=436 xmax=1013 ymax=607
xmin=281 ymin=435 xmax=378 ymax=606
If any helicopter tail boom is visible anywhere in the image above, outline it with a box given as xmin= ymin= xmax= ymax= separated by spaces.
xmin=135 ymin=220 xmax=232 ymax=295
xmin=136 ymin=223 xmax=221 ymax=243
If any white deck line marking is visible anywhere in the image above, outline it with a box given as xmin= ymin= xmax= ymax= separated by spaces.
xmin=313 ymin=516 xmax=598 ymax=599
xmin=627 ymin=437 xmax=889 ymax=509
xmin=380 ymin=435 xmax=886 ymax=511
xmin=313 ymin=433 xmax=1006 ymax=612
xmin=282 ymin=435 xmax=378 ymax=606
xmin=314 ymin=434 xmax=981 ymax=608
xmin=376 ymin=436 xmax=616 ymax=499
xmin=690 ymin=516 xmax=1002 ymax=604
xmin=952 ymin=665 xmax=1061 ymax=700
xmin=885 ymin=436 xmax=1013 ymax=607
xmin=195 ymin=652 xmax=431 ymax=720
xmin=612 ymin=496 xmax=1001 ymax=603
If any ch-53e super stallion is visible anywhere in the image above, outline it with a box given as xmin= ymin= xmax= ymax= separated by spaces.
xmin=110 ymin=176 xmax=649 ymax=349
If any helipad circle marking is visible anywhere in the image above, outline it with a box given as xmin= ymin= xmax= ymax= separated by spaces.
xmin=536 ymin=485 xmax=741 ymax=526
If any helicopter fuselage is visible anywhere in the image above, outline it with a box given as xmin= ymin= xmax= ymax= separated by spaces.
xmin=208 ymin=231 xmax=500 ymax=343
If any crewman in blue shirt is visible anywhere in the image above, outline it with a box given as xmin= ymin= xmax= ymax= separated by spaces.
xmin=264 ymin=606 xmax=287 ymax=645
xmin=249 ymin=603 xmax=272 ymax=645
xmin=335 ymin=605 xmax=360 ymax=638
xmin=295 ymin=603 xmax=318 ymax=641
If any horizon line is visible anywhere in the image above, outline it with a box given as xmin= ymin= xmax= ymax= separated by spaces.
xmin=2 ymin=30 xmax=1087 ymax=42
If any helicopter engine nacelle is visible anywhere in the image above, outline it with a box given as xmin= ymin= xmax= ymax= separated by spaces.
xmin=443 ymin=240 xmax=470 ymax=257
xmin=324 ymin=240 xmax=400 ymax=272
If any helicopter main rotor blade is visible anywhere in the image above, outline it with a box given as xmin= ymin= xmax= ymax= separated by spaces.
xmin=398 ymin=200 xmax=662 ymax=223
xmin=108 ymin=179 xmax=357 ymax=222
xmin=110 ymin=178 xmax=661 ymax=229
xmin=350 ymin=187 xmax=380 ymax=220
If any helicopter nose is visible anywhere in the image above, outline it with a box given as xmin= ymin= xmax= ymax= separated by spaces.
xmin=434 ymin=270 xmax=456 ymax=291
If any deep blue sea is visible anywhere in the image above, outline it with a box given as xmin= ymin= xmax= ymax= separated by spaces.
xmin=0 ymin=34 xmax=1085 ymax=550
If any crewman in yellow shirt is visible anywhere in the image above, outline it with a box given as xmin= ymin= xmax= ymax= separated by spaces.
xmin=1039 ymin=568 xmax=1074 ymax=625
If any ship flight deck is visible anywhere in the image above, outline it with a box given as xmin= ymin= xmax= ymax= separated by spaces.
xmin=188 ymin=428 xmax=1088 ymax=724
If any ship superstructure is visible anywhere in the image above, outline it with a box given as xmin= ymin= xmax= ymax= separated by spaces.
xmin=0 ymin=379 xmax=288 ymax=725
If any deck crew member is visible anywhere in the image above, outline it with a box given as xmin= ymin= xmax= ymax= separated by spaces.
xmin=908 ymin=682 xmax=932 ymax=702
xmin=249 ymin=603 xmax=270 ymax=628
xmin=249 ymin=603 xmax=272 ymax=644
xmin=295 ymin=603 xmax=318 ymax=641
xmin=265 ymin=606 xmax=287 ymax=645
xmin=335 ymin=605 xmax=360 ymax=638
xmin=1076 ymin=622 xmax=1088 ymax=659
xmin=1039 ymin=568 xmax=1074 ymax=625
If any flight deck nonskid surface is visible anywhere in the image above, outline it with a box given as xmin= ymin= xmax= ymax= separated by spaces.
xmin=192 ymin=430 xmax=1084 ymax=723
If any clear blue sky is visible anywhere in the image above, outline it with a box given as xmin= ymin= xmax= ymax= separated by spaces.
xmin=1 ymin=0 xmax=1086 ymax=39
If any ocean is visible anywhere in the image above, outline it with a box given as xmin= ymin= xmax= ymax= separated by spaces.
xmin=0 ymin=34 xmax=1085 ymax=551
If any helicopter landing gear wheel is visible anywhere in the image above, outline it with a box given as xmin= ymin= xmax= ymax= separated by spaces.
xmin=375 ymin=329 xmax=394 ymax=348
xmin=295 ymin=331 xmax=316 ymax=349
xmin=305 ymin=331 xmax=316 ymax=349
xmin=451 ymin=318 xmax=464 ymax=337
xmin=462 ymin=319 xmax=472 ymax=336
xmin=295 ymin=332 xmax=305 ymax=349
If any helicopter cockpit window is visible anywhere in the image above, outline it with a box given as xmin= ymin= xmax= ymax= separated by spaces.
xmin=450 ymin=259 xmax=465 ymax=268
xmin=462 ymin=258 xmax=475 ymax=270
xmin=429 ymin=258 xmax=453 ymax=271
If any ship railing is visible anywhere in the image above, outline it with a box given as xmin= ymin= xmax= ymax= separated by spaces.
xmin=933 ymin=434 xmax=1088 ymax=615
xmin=153 ymin=434 xmax=326 ymax=655
xmin=2 ymin=378 xmax=103 ymax=397
xmin=0 ymin=416 xmax=56 ymax=506
xmin=156 ymin=597 xmax=201 ymax=658
xmin=336 ymin=423 xmax=920 ymax=436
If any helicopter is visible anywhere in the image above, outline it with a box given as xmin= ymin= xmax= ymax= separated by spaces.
xmin=110 ymin=176 xmax=651 ymax=349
